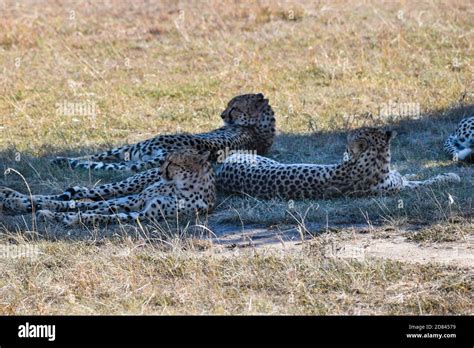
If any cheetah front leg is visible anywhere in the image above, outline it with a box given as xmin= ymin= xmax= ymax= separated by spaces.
xmin=1 ymin=187 xmax=144 ymax=215
xmin=59 ymin=167 xmax=166 ymax=201
xmin=36 ymin=210 xmax=141 ymax=226
xmin=370 ymin=171 xmax=461 ymax=195
xmin=0 ymin=187 xmax=82 ymax=214
xmin=369 ymin=171 xmax=405 ymax=195
xmin=34 ymin=194 xmax=142 ymax=214
xmin=36 ymin=195 xmax=176 ymax=226
xmin=0 ymin=187 xmax=75 ymax=213
xmin=72 ymin=180 xmax=175 ymax=215
xmin=402 ymin=173 xmax=461 ymax=189
xmin=60 ymin=180 xmax=174 ymax=214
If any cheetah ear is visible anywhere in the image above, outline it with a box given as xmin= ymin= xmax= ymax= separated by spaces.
xmin=187 ymin=158 xmax=203 ymax=172
xmin=351 ymin=138 xmax=369 ymax=154
xmin=254 ymin=98 xmax=269 ymax=116
xmin=199 ymin=150 xmax=211 ymax=163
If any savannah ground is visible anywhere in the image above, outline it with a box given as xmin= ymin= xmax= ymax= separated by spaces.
xmin=0 ymin=0 xmax=473 ymax=314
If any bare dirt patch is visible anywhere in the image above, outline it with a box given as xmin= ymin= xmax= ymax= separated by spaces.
xmin=211 ymin=223 xmax=474 ymax=268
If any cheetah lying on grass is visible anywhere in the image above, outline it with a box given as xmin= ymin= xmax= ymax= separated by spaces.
xmin=444 ymin=116 xmax=474 ymax=163
xmin=1 ymin=149 xmax=216 ymax=226
xmin=53 ymin=93 xmax=276 ymax=172
xmin=217 ymin=128 xmax=461 ymax=199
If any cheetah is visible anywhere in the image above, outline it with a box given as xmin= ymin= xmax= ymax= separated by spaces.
xmin=444 ymin=116 xmax=474 ymax=163
xmin=1 ymin=149 xmax=216 ymax=226
xmin=216 ymin=127 xmax=461 ymax=200
xmin=52 ymin=93 xmax=276 ymax=172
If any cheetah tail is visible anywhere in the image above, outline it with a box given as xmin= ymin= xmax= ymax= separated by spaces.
xmin=51 ymin=144 xmax=134 ymax=167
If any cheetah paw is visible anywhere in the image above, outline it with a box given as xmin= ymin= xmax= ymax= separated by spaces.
xmin=438 ymin=173 xmax=461 ymax=183
xmin=36 ymin=209 xmax=55 ymax=221
xmin=402 ymin=174 xmax=418 ymax=180
xmin=51 ymin=157 xmax=70 ymax=166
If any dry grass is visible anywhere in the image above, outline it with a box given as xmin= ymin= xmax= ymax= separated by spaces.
xmin=1 ymin=236 xmax=472 ymax=315
xmin=406 ymin=222 xmax=473 ymax=243
xmin=0 ymin=0 xmax=473 ymax=314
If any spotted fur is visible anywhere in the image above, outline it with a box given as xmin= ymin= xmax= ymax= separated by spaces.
xmin=52 ymin=93 xmax=276 ymax=172
xmin=1 ymin=149 xmax=216 ymax=226
xmin=444 ymin=116 xmax=474 ymax=162
xmin=216 ymin=127 xmax=461 ymax=200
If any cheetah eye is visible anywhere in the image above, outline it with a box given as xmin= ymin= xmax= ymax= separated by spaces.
xmin=230 ymin=108 xmax=240 ymax=117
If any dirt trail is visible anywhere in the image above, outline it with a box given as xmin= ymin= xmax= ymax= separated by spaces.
xmin=211 ymin=223 xmax=474 ymax=268
xmin=322 ymin=233 xmax=473 ymax=268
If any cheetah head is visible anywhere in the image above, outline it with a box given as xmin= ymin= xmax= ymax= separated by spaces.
xmin=221 ymin=93 xmax=270 ymax=127
xmin=346 ymin=127 xmax=396 ymax=160
xmin=161 ymin=149 xmax=212 ymax=181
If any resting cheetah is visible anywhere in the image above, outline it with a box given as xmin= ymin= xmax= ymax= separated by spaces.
xmin=1 ymin=149 xmax=216 ymax=226
xmin=53 ymin=93 xmax=276 ymax=172
xmin=444 ymin=116 xmax=474 ymax=162
xmin=216 ymin=127 xmax=461 ymax=199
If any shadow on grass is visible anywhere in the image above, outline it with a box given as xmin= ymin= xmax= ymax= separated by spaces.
xmin=0 ymin=103 xmax=472 ymax=240
xmin=271 ymin=102 xmax=473 ymax=164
